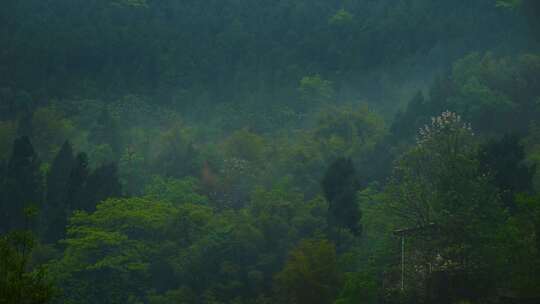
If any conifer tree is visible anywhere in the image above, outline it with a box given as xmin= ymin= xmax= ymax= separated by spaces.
xmin=42 ymin=140 xmax=74 ymax=243
xmin=322 ymin=157 xmax=361 ymax=236
xmin=1 ymin=136 xmax=42 ymax=232
xmin=66 ymin=153 xmax=89 ymax=212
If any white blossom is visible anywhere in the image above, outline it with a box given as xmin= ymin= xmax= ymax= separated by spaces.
xmin=416 ymin=111 xmax=474 ymax=146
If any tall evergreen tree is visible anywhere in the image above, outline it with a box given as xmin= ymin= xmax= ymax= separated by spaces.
xmin=81 ymin=162 xmax=122 ymax=212
xmin=42 ymin=140 xmax=74 ymax=243
xmin=66 ymin=152 xmax=89 ymax=212
xmin=16 ymin=110 xmax=33 ymax=138
xmin=0 ymin=136 xmax=42 ymax=232
xmin=322 ymin=157 xmax=361 ymax=236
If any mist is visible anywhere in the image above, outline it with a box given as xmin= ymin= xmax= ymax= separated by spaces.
xmin=1 ymin=0 xmax=540 ymax=303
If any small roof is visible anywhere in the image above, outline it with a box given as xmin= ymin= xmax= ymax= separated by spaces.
xmin=393 ymin=223 xmax=437 ymax=236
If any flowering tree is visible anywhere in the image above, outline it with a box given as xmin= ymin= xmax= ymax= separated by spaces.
xmin=389 ymin=111 xmax=478 ymax=227
xmin=416 ymin=110 xmax=474 ymax=158
xmin=383 ymin=111 xmax=505 ymax=302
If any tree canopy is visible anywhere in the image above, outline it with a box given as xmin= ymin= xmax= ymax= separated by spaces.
xmin=1 ymin=1 xmax=540 ymax=303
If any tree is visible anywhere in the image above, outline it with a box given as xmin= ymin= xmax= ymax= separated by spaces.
xmin=80 ymin=162 xmax=122 ymax=212
xmin=478 ymin=134 xmax=536 ymax=211
xmin=1 ymin=136 xmax=42 ymax=232
xmin=89 ymin=108 xmax=121 ymax=157
xmin=30 ymin=106 xmax=76 ymax=161
xmin=314 ymin=105 xmax=386 ymax=162
xmin=119 ymin=145 xmax=147 ymax=196
xmin=0 ymin=230 xmax=55 ymax=303
xmin=391 ymin=53 xmax=540 ymax=141
xmin=391 ymin=91 xmax=430 ymax=142
xmin=42 ymin=141 xmax=75 ymax=243
xmin=328 ymin=9 xmax=354 ymax=27
xmin=334 ymin=272 xmax=377 ymax=304
xmin=248 ymin=183 xmax=329 ymax=257
xmin=496 ymin=0 xmax=522 ymax=9
xmin=66 ymin=153 xmax=89 ymax=212
xmin=274 ymin=239 xmax=341 ymax=304
xmin=322 ymin=157 xmax=361 ymax=236
xmin=499 ymin=194 xmax=540 ymax=297
xmin=383 ymin=111 xmax=506 ymax=302
xmin=64 ymin=155 xmax=122 ymax=230
xmin=143 ymin=176 xmax=208 ymax=205
xmin=153 ymin=123 xmax=200 ymax=179
xmin=497 ymin=0 xmax=540 ymax=39
xmin=222 ymin=129 xmax=266 ymax=163
xmin=298 ymin=75 xmax=335 ymax=111
xmin=49 ymin=197 xmax=213 ymax=303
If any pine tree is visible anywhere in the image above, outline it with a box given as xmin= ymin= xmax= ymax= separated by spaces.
xmin=16 ymin=110 xmax=33 ymax=138
xmin=1 ymin=136 xmax=42 ymax=232
xmin=322 ymin=157 xmax=361 ymax=236
xmin=66 ymin=152 xmax=89 ymax=212
xmin=42 ymin=140 xmax=74 ymax=243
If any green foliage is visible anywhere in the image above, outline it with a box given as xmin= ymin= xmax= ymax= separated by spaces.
xmin=31 ymin=107 xmax=76 ymax=162
xmin=222 ymin=129 xmax=266 ymax=163
xmin=119 ymin=145 xmax=147 ymax=196
xmin=77 ymin=162 xmax=122 ymax=212
xmin=392 ymin=53 xmax=540 ymax=139
xmin=478 ymin=134 xmax=536 ymax=210
xmin=88 ymin=108 xmax=120 ymax=157
xmin=496 ymin=0 xmax=522 ymax=9
xmin=329 ymin=9 xmax=354 ymax=27
xmin=383 ymin=112 xmax=506 ymax=301
xmin=153 ymin=123 xmax=200 ymax=179
xmin=3 ymin=0 xmax=525 ymax=107
xmin=450 ymin=53 xmax=518 ymax=133
xmin=86 ymin=144 xmax=115 ymax=168
xmin=49 ymin=183 xmax=331 ymax=303
xmin=274 ymin=239 xmax=342 ymax=304
xmin=144 ymin=176 xmax=208 ymax=205
xmin=252 ymin=104 xmax=388 ymax=200
xmin=0 ymin=2 xmax=539 ymax=303
xmin=334 ymin=272 xmax=377 ymax=304
xmin=1 ymin=136 xmax=42 ymax=232
xmin=298 ymin=75 xmax=335 ymax=110
xmin=50 ymin=197 xmax=211 ymax=303
xmin=0 ymin=231 xmax=55 ymax=304
xmin=499 ymin=194 xmax=540 ymax=296
xmin=314 ymin=105 xmax=386 ymax=160
xmin=248 ymin=184 xmax=328 ymax=250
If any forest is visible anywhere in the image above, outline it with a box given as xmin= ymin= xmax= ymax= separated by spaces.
xmin=1 ymin=0 xmax=540 ymax=303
